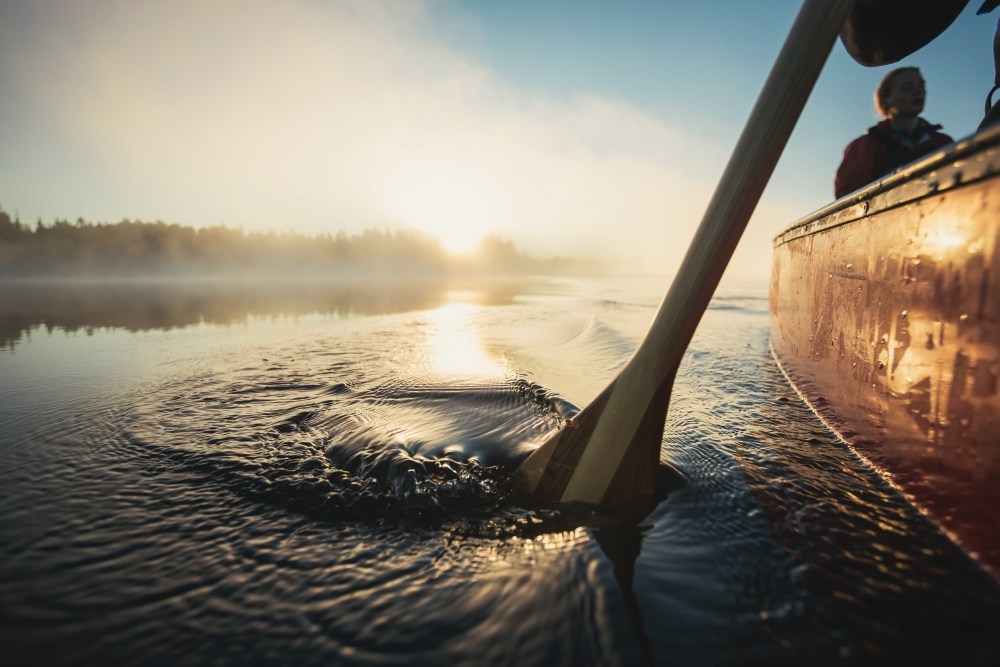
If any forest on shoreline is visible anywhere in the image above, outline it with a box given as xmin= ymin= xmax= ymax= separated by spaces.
xmin=0 ymin=206 xmax=594 ymax=279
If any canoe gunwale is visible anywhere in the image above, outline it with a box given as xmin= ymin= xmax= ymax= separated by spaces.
xmin=774 ymin=123 xmax=1000 ymax=246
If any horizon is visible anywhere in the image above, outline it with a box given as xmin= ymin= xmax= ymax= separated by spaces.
xmin=0 ymin=204 xmax=603 ymax=265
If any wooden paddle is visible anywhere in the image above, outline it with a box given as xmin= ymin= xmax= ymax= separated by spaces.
xmin=514 ymin=0 xmax=855 ymax=506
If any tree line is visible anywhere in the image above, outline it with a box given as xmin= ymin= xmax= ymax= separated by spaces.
xmin=0 ymin=207 xmax=556 ymax=278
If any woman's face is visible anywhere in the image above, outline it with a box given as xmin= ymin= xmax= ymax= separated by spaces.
xmin=884 ymin=70 xmax=926 ymax=120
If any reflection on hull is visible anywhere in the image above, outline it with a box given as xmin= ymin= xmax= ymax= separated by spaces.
xmin=770 ymin=125 xmax=1000 ymax=579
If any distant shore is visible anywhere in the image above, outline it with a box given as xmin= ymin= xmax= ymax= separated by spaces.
xmin=0 ymin=206 xmax=604 ymax=280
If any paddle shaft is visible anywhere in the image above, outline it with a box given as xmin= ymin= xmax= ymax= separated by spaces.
xmin=516 ymin=0 xmax=855 ymax=505
xmin=632 ymin=0 xmax=855 ymax=407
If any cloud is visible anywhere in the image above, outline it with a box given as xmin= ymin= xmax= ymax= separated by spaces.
xmin=1 ymin=0 xmax=728 ymax=273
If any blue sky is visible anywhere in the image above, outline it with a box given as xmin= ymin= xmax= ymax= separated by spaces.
xmin=0 ymin=0 xmax=994 ymax=280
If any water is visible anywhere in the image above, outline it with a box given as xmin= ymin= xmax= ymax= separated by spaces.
xmin=2 ymin=276 xmax=998 ymax=666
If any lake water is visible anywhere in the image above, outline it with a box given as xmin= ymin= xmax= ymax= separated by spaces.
xmin=2 ymin=276 xmax=998 ymax=666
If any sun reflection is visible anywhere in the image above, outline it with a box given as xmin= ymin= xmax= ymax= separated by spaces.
xmin=921 ymin=224 xmax=967 ymax=259
xmin=424 ymin=302 xmax=505 ymax=376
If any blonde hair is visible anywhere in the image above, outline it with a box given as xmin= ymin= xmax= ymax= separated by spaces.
xmin=874 ymin=67 xmax=921 ymax=118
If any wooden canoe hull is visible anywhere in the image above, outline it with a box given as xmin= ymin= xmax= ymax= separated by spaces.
xmin=770 ymin=125 xmax=1000 ymax=578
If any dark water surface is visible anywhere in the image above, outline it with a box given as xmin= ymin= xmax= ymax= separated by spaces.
xmin=2 ymin=277 xmax=998 ymax=666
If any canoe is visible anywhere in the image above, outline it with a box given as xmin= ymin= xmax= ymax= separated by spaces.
xmin=769 ymin=122 xmax=1000 ymax=579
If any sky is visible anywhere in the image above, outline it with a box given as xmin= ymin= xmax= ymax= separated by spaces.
xmin=0 ymin=0 xmax=995 ymax=281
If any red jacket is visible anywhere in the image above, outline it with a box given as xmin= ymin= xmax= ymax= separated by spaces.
xmin=834 ymin=119 xmax=953 ymax=199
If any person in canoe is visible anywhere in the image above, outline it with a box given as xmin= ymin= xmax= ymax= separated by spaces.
xmin=834 ymin=66 xmax=953 ymax=198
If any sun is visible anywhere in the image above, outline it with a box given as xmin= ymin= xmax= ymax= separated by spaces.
xmin=381 ymin=156 xmax=508 ymax=254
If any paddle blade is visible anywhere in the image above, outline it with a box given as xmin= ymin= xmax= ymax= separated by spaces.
xmin=840 ymin=0 xmax=968 ymax=66
xmin=513 ymin=367 xmax=681 ymax=506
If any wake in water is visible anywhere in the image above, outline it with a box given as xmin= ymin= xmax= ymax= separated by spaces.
xmin=121 ymin=351 xmax=663 ymax=540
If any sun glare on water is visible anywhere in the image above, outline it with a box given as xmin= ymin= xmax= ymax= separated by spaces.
xmin=424 ymin=301 xmax=506 ymax=376
xmin=382 ymin=157 xmax=510 ymax=254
